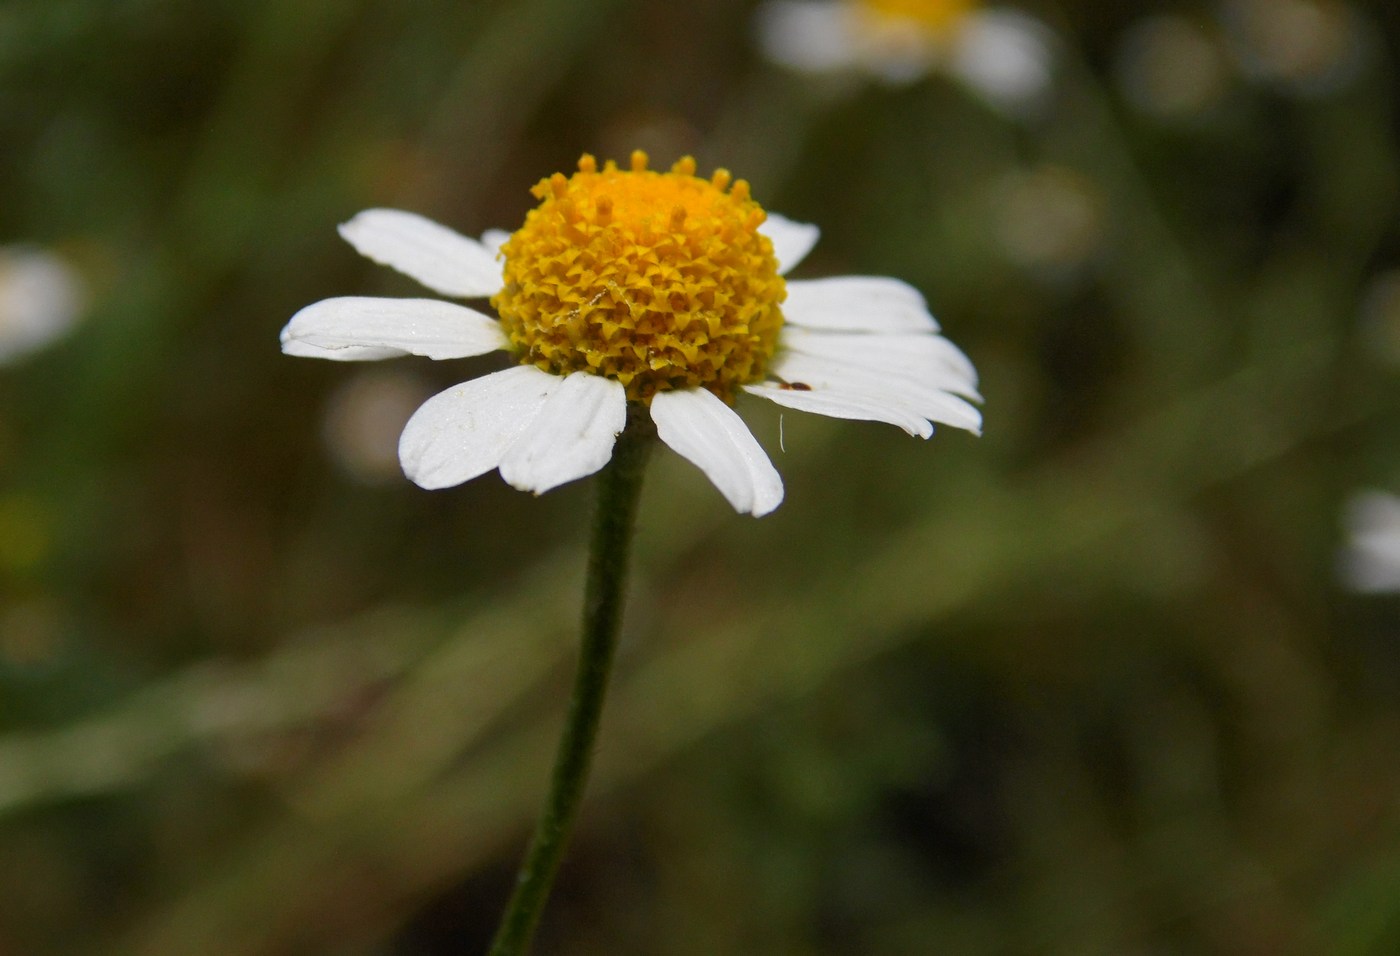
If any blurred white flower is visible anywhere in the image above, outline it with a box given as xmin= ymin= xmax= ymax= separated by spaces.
xmin=1339 ymin=491 xmax=1400 ymax=593
xmin=755 ymin=0 xmax=1054 ymax=117
xmin=0 ymin=246 xmax=85 ymax=365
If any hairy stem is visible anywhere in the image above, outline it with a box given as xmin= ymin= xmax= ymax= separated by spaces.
xmin=487 ymin=409 xmax=654 ymax=955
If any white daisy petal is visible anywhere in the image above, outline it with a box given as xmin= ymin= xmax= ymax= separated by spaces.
xmin=280 ymin=297 xmax=508 ymax=361
xmin=770 ymin=352 xmax=983 ymax=434
xmin=398 ymin=366 xmax=560 ymax=490
xmin=499 ymin=372 xmax=627 ymax=494
xmin=760 ymin=213 xmax=821 ymax=275
xmin=779 ymin=326 xmax=981 ymax=399
xmin=651 ymin=388 xmax=784 ymax=517
xmin=481 ymin=229 xmax=511 ymax=256
xmin=339 ymin=209 xmax=504 ymax=298
xmin=746 ymin=383 xmax=934 ymax=438
xmin=279 ymin=339 xmax=404 ymax=362
xmin=783 ymin=276 xmax=940 ymax=333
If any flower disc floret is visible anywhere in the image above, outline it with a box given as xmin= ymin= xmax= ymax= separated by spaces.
xmin=492 ymin=151 xmax=787 ymax=403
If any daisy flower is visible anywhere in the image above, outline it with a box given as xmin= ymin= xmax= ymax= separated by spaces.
xmin=281 ymin=152 xmax=981 ymax=516
xmin=755 ymin=0 xmax=1054 ymax=116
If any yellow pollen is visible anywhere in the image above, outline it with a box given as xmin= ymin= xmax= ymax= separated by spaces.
xmin=492 ymin=151 xmax=787 ymax=403
xmin=862 ymin=0 xmax=977 ymax=34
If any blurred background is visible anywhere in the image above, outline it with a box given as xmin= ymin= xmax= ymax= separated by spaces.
xmin=3 ymin=0 xmax=1400 ymax=952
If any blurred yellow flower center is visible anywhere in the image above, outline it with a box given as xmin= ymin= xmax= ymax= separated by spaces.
xmin=862 ymin=0 xmax=977 ymax=33
xmin=492 ymin=152 xmax=786 ymax=403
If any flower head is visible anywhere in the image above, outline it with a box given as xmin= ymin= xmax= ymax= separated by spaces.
xmin=756 ymin=0 xmax=1054 ymax=116
xmin=493 ymin=153 xmax=785 ymax=403
xmin=282 ymin=152 xmax=981 ymax=516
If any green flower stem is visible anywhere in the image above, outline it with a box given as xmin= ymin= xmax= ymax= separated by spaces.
xmin=487 ymin=408 xmax=654 ymax=956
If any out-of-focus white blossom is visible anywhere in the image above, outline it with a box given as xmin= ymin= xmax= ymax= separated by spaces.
xmin=1340 ymin=491 xmax=1400 ymax=593
xmin=0 ymin=246 xmax=85 ymax=365
xmin=756 ymin=0 xmax=1054 ymax=118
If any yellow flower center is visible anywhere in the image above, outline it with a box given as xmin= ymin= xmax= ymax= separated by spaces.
xmin=492 ymin=152 xmax=786 ymax=404
xmin=862 ymin=0 xmax=977 ymax=34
